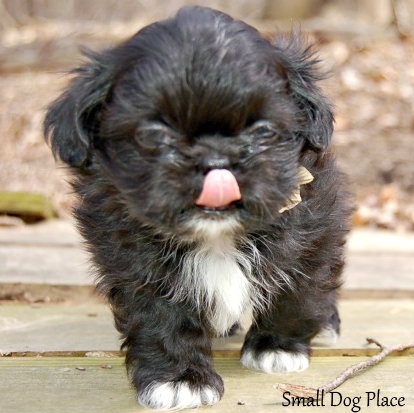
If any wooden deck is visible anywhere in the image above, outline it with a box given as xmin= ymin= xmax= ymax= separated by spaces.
xmin=0 ymin=220 xmax=413 ymax=412
xmin=2 ymin=356 xmax=413 ymax=413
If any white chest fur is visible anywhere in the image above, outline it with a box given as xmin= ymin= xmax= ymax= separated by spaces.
xmin=177 ymin=218 xmax=264 ymax=335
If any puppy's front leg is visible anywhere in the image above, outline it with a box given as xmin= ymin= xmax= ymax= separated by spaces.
xmin=240 ymin=289 xmax=339 ymax=374
xmin=113 ymin=296 xmax=224 ymax=409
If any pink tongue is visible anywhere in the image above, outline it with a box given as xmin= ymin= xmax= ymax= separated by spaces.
xmin=196 ymin=169 xmax=241 ymax=208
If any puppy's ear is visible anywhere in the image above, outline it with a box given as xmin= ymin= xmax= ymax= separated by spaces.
xmin=275 ymin=34 xmax=334 ymax=152
xmin=44 ymin=51 xmax=114 ymax=170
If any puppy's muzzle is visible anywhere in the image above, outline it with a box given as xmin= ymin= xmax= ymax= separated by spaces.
xmin=196 ymin=169 xmax=241 ymax=210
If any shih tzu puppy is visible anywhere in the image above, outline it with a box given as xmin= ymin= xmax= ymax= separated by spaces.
xmin=44 ymin=6 xmax=351 ymax=410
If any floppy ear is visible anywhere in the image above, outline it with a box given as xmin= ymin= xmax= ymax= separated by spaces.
xmin=275 ymin=34 xmax=334 ymax=152
xmin=44 ymin=51 xmax=114 ymax=170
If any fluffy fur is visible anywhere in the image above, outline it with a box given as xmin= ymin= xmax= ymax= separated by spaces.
xmin=44 ymin=6 xmax=351 ymax=410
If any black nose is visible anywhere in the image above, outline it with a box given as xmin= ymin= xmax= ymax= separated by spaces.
xmin=201 ymin=153 xmax=231 ymax=172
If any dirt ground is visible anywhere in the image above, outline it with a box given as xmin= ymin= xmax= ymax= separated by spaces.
xmin=0 ymin=26 xmax=413 ymax=230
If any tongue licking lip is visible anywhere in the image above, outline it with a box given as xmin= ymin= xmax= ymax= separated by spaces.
xmin=195 ymin=169 xmax=241 ymax=209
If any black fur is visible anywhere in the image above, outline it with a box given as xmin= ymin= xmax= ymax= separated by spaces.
xmin=44 ymin=6 xmax=351 ymax=410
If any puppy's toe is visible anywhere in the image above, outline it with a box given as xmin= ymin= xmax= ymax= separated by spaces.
xmin=137 ymin=381 xmax=221 ymax=410
xmin=241 ymin=349 xmax=309 ymax=373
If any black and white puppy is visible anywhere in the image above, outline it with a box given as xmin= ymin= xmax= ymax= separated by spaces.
xmin=44 ymin=6 xmax=351 ymax=410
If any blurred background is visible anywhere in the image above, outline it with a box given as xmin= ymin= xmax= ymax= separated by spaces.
xmin=1 ymin=0 xmax=413 ymax=231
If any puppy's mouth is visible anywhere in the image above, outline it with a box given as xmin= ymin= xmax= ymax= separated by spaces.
xmin=195 ymin=169 xmax=242 ymax=213
xmin=196 ymin=200 xmax=241 ymax=214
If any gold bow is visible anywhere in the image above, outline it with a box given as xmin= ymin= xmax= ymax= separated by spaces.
xmin=279 ymin=166 xmax=314 ymax=213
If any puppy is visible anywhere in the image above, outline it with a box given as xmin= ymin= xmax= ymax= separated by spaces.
xmin=44 ymin=6 xmax=351 ymax=410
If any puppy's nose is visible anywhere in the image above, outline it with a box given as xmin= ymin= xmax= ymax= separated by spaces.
xmin=196 ymin=169 xmax=241 ymax=209
xmin=201 ymin=154 xmax=230 ymax=171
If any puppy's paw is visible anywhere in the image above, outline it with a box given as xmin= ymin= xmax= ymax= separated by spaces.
xmin=137 ymin=381 xmax=221 ymax=410
xmin=311 ymin=326 xmax=339 ymax=347
xmin=241 ymin=349 xmax=309 ymax=373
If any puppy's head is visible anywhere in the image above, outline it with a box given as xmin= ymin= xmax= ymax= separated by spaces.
xmin=44 ymin=6 xmax=333 ymax=238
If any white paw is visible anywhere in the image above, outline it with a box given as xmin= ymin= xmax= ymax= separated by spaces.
xmin=311 ymin=326 xmax=339 ymax=346
xmin=137 ymin=381 xmax=221 ymax=410
xmin=241 ymin=349 xmax=309 ymax=373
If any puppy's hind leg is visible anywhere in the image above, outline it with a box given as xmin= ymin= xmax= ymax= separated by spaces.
xmin=240 ymin=290 xmax=339 ymax=374
xmin=311 ymin=306 xmax=340 ymax=346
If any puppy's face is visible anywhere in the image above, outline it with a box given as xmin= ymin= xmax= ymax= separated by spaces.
xmin=45 ymin=7 xmax=333 ymax=239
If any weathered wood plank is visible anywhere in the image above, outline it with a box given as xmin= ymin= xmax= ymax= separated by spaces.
xmin=2 ymin=222 xmax=413 ymax=252
xmin=0 ymin=304 xmax=119 ymax=354
xmin=3 ymin=243 xmax=412 ymax=290
xmin=0 ymin=356 xmax=413 ymax=413
xmin=0 ymin=245 xmax=90 ymax=285
xmin=1 ymin=222 xmax=414 ymax=290
xmin=1 ymin=300 xmax=413 ymax=355
xmin=345 ymin=253 xmax=414 ymax=290
xmin=0 ymin=220 xmax=79 ymax=246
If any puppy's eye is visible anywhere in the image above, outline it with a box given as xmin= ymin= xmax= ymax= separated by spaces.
xmin=134 ymin=124 xmax=172 ymax=151
xmin=246 ymin=121 xmax=279 ymax=144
